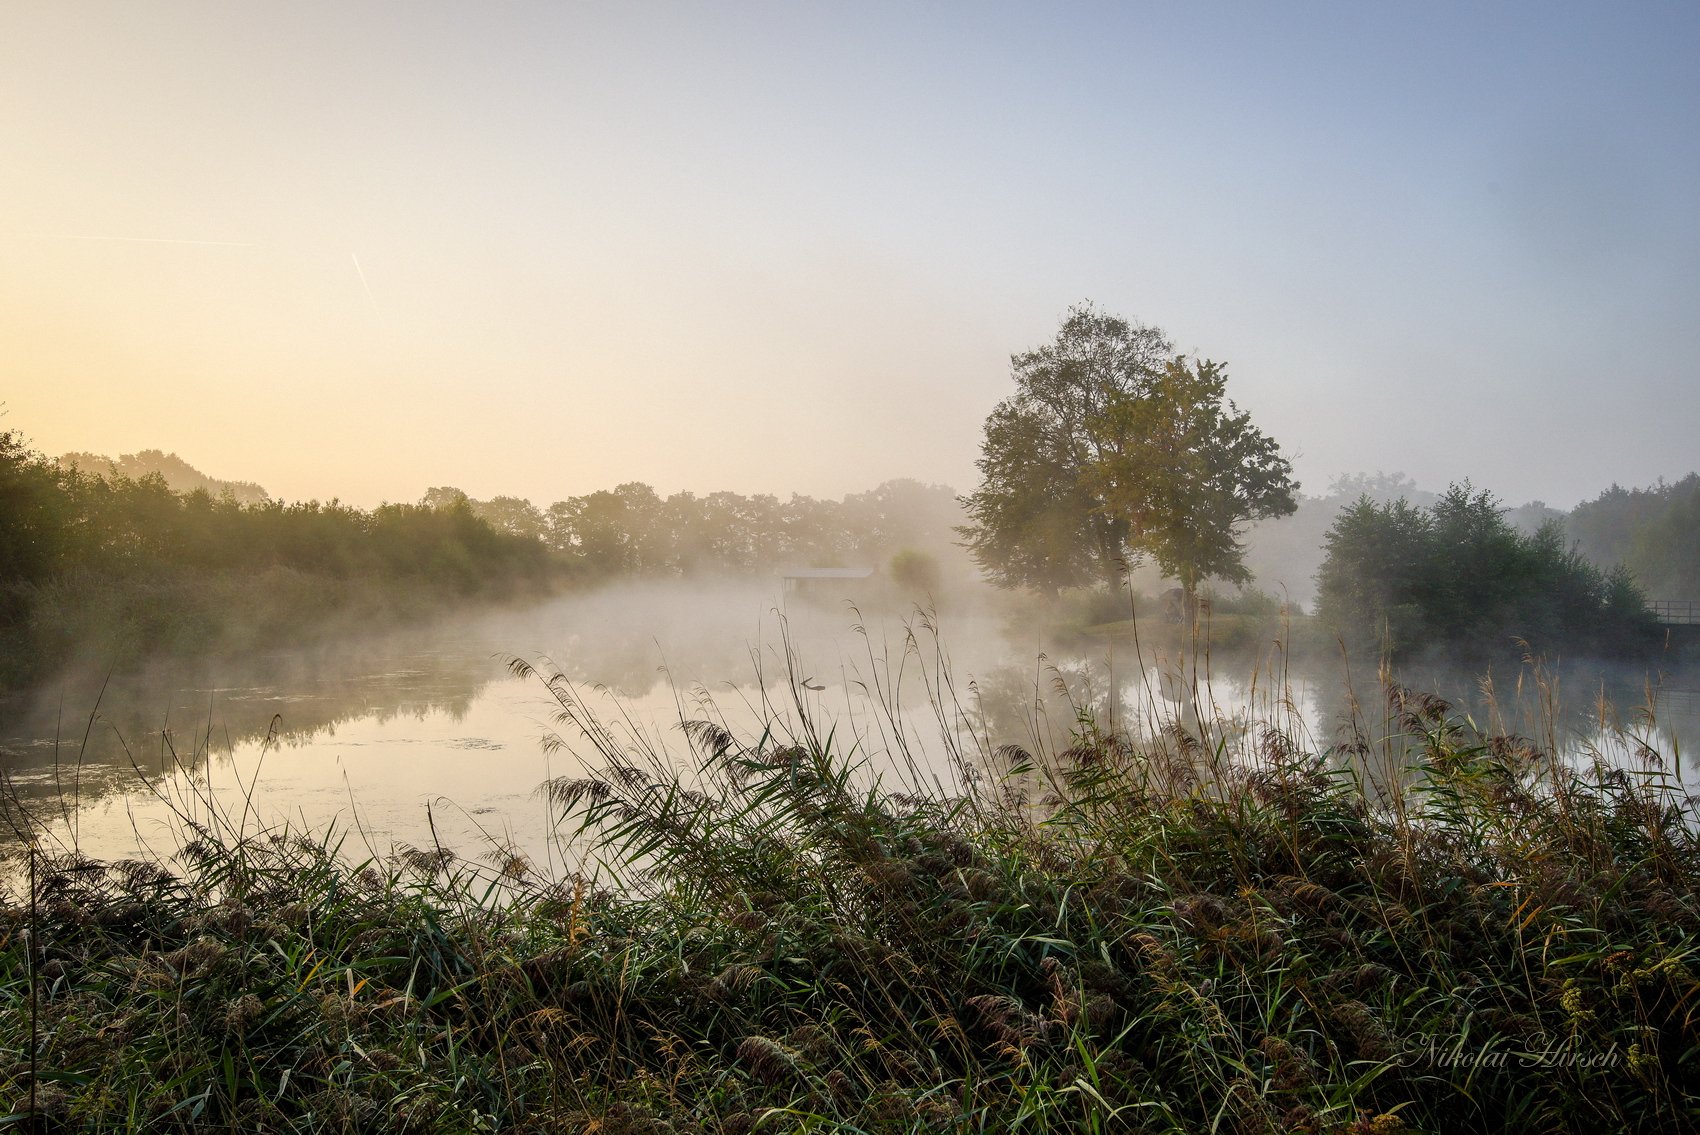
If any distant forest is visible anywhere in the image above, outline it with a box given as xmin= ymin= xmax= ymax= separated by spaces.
xmin=4 ymin=424 xmax=1695 ymax=685
xmin=1239 ymin=472 xmax=1700 ymax=609
xmin=8 ymin=443 xmax=968 ymax=589
xmin=430 ymin=480 xmax=968 ymax=581
xmin=0 ymin=431 xmax=964 ymax=685
xmin=2 ymin=430 xmax=553 ymax=684
xmin=56 ymin=448 xmax=270 ymax=505
xmin=37 ymin=443 xmax=1698 ymax=606
xmin=1567 ymin=474 xmax=1700 ymax=604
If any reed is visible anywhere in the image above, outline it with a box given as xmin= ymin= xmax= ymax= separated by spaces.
xmin=1 ymin=641 xmax=1695 ymax=1132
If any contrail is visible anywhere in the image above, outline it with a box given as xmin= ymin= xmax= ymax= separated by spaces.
xmin=351 ymin=253 xmax=378 ymax=314
xmin=9 ymin=232 xmax=254 ymax=247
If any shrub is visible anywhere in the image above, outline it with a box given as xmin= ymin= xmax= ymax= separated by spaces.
xmin=4 ymin=665 xmax=1694 ymax=1132
xmin=1317 ymin=483 xmax=1661 ymax=659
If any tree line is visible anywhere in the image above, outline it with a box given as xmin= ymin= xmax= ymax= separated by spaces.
xmin=0 ymin=427 xmax=970 ymax=685
xmin=4 ymin=431 xmax=965 ymax=594
xmin=3 ymin=431 xmax=970 ymax=610
xmin=1568 ymin=474 xmax=1700 ymax=604
xmin=7 ymin=300 xmax=1687 ymax=674
xmin=434 ymin=478 xmax=965 ymax=580
xmin=955 ymin=303 xmax=1667 ymax=660
xmin=1 ymin=429 xmax=555 ymax=685
xmin=1316 ymin=483 xmax=1660 ymax=658
xmin=1 ymin=431 xmax=548 ymax=594
xmin=57 ymin=448 xmax=270 ymax=505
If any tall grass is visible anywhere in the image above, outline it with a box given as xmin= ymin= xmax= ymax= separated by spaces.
xmin=1 ymin=633 xmax=1696 ymax=1132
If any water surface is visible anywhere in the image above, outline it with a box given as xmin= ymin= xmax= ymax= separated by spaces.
xmin=2 ymin=583 xmax=1692 ymax=873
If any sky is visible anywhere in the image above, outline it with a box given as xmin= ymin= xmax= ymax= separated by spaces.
xmin=4 ymin=2 xmax=1698 ymax=509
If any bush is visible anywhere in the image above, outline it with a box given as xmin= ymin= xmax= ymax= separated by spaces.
xmin=887 ymin=548 xmax=941 ymax=596
xmin=1317 ymin=483 xmax=1661 ymax=659
xmin=0 ymin=430 xmax=555 ymax=684
xmin=3 ymin=670 xmax=1695 ymax=1132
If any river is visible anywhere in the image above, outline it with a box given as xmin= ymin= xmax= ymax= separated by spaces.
xmin=2 ymin=581 xmax=1693 ymax=875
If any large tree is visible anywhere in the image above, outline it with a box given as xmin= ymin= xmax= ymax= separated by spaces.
xmin=1084 ymin=356 xmax=1297 ymax=596
xmin=960 ymin=305 xmax=1297 ymax=596
xmin=959 ymin=303 xmax=1173 ymax=592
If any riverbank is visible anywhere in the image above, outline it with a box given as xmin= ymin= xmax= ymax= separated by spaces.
xmin=2 ymin=679 xmax=1694 ymax=1132
xmin=0 ymin=561 xmax=565 ymax=694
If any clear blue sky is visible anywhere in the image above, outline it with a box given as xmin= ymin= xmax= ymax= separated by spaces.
xmin=5 ymin=1 xmax=1697 ymax=508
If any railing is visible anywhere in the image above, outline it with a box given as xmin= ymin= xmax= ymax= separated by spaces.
xmin=1651 ymin=600 xmax=1699 ymax=625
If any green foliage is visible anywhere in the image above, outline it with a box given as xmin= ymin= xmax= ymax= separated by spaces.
xmin=1086 ymin=357 xmax=1297 ymax=593
xmin=0 ymin=430 xmax=68 ymax=589
xmin=1 ymin=416 xmax=973 ymax=685
xmin=960 ymin=303 xmax=1173 ymax=593
xmin=544 ymin=482 xmax=667 ymax=575
xmin=887 ymin=548 xmax=941 ymax=596
xmin=419 ymin=485 xmax=470 ymax=512
xmin=0 ymin=433 xmax=548 ymax=590
xmin=1569 ymin=474 xmax=1700 ymax=602
xmin=0 ymin=420 xmax=973 ymax=684
xmin=0 ymin=432 xmax=551 ymax=685
xmin=1318 ymin=483 xmax=1661 ymax=658
xmin=961 ymin=304 xmax=1296 ymax=596
xmin=960 ymin=396 xmax=1120 ymax=593
xmin=4 ymin=679 xmax=1696 ymax=1132
xmin=471 ymin=495 xmax=547 ymax=541
xmin=539 ymin=478 xmax=966 ymax=581
xmin=57 ymin=448 xmax=270 ymax=504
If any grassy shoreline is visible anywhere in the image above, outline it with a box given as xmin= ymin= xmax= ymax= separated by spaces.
xmin=2 ymin=670 xmax=1697 ymax=1133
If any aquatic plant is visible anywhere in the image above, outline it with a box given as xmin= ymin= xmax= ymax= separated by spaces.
xmin=1 ymin=652 xmax=1696 ymax=1132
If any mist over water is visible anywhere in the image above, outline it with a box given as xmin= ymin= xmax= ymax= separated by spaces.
xmin=4 ymin=576 xmax=1694 ymax=872
xmin=0 ymin=578 xmax=1028 ymax=866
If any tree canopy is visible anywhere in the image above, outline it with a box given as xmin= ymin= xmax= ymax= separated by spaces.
xmin=1317 ymin=483 xmax=1658 ymax=658
xmin=1085 ymin=356 xmax=1297 ymax=593
xmin=1568 ymin=473 xmax=1700 ymax=602
xmin=56 ymin=448 xmax=271 ymax=504
xmin=424 ymin=477 xmax=968 ymax=581
xmin=960 ymin=303 xmax=1296 ymax=595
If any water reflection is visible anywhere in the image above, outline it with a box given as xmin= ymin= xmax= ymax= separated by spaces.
xmin=0 ymin=636 xmax=498 ymax=800
xmin=1 ymin=587 xmax=1693 ymax=870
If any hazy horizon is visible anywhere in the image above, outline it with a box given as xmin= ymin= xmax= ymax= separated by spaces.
xmin=6 ymin=3 xmax=1698 ymax=510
